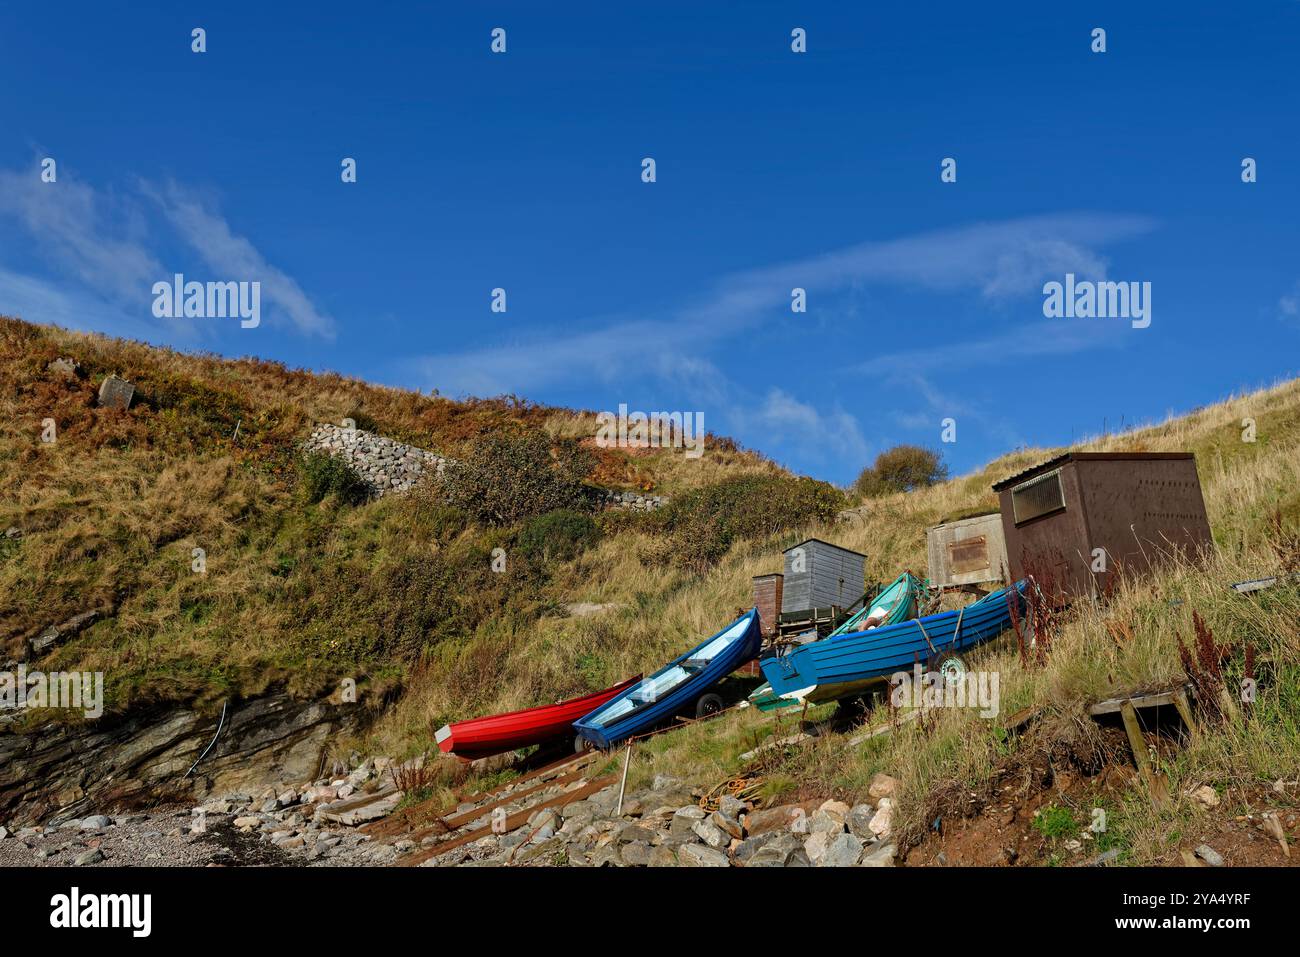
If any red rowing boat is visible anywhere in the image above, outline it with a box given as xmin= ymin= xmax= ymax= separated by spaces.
xmin=434 ymin=676 xmax=642 ymax=759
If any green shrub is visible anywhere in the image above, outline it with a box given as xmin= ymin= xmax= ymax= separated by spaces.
xmin=855 ymin=445 xmax=949 ymax=498
xmin=299 ymin=451 xmax=371 ymax=506
xmin=653 ymin=474 xmax=844 ymax=571
xmin=440 ymin=428 xmax=594 ymax=525
xmin=518 ymin=509 xmax=600 ymax=562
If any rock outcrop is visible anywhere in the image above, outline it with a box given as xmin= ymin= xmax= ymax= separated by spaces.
xmin=0 ymin=694 xmax=364 ymax=826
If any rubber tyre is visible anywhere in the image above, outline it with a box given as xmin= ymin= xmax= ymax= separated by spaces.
xmin=694 ymin=693 xmax=724 ymax=718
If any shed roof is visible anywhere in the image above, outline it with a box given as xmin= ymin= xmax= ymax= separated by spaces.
xmin=991 ymin=451 xmax=1195 ymax=492
xmin=782 ymin=537 xmax=866 ymax=560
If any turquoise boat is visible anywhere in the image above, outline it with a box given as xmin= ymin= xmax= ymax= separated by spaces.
xmin=746 ymin=572 xmax=925 ymax=712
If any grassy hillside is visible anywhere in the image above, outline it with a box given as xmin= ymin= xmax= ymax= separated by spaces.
xmin=0 ymin=316 xmax=807 ymax=722
xmin=5 ymin=316 xmax=1297 ymax=864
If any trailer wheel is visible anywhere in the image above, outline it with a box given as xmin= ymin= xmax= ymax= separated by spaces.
xmin=695 ymin=693 xmax=724 ymax=718
xmin=574 ymin=734 xmax=593 ymax=753
xmin=935 ymin=653 xmax=969 ymax=688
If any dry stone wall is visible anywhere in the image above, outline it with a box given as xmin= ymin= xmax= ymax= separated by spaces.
xmin=303 ymin=422 xmax=667 ymax=510
xmin=304 ymin=424 xmax=445 ymax=496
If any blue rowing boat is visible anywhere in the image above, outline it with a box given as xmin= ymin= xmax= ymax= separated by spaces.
xmin=574 ymin=608 xmax=763 ymax=749
xmin=759 ymin=581 xmax=1027 ymax=706
xmin=746 ymin=572 xmax=926 ymax=712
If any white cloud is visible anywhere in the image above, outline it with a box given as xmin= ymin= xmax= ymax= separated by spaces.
xmin=0 ymin=162 xmax=334 ymax=339
xmin=406 ymin=212 xmax=1156 ymax=398
xmin=142 ymin=180 xmax=335 ymax=338
xmin=0 ymin=168 xmax=160 ymax=303
xmin=739 ymin=388 xmax=870 ymax=468
xmin=0 ymin=268 xmax=192 ymax=344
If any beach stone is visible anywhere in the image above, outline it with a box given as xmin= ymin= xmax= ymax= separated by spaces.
xmin=587 ymin=846 xmax=621 ymax=867
xmin=859 ymin=842 xmax=898 ymax=867
xmin=620 ymin=842 xmax=652 ymax=867
xmin=692 ymin=819 xmax=729 ymax=849
xmin=869 ymin=773 xmax=899 ymax=800
xmin=822 ymin=832 xmax=865 ymax=867
xmin=719 ymin=794 xmax=748 ymax=819
xmin=1190 ymin=785 xmax=1220 ymax=809
xmin=616 ymin=823 xmax=655 ymax=845
xmin=679 ymin=844 xmax=730 ymax=867
xmin=74 ymin=848 xmax=105 ymax=866
xmin=734 ymin=830 xmax=782 ymax=865
xmin=1194 ymin=844 xmax=1225 ymax=867
xmin=818 ymin=799 xmax=851 ymax=825
xmin=868 ymin=797 xmax=894 ymax=838
xmin=670 ymin=806 xmax=707 ymax=837
xmin=847 ymin=803 xmax=877 ymax=839
xmin=711 ymin=809 xmax=744 ymax=840
xmin=744 ymin=832 xmax=804 ymax=867
xmin=649 ymin=845 xmax=679 ymax=867
xmin=745 ymin=802 xmax=816 ymax=837
xmin=809 ymin=808 xmax=846 ymax=835
xmin=79 ymin=816 xmax=111 ymax=831
xmin=804 ymin=831 xmax=831 ymax=864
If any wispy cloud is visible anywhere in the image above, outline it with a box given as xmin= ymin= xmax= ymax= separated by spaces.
xmin=406 ymin=212 xmax=1156 ymax=397
xmin=738 ymin=388 xmax=871 ymax=469
xmin=1279 ymin=280 xmax=1300 ymax=322
xmin=0 ymin=167 xmax=160 ymax=302
xmin=0 ymin=162 xmax=334 ymax=339
xmin=142 ymin=180 xmax=335 ymax=338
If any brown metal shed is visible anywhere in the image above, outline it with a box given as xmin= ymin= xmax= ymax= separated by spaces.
xmin=991 ymin=452 xmax=1212 ymax=598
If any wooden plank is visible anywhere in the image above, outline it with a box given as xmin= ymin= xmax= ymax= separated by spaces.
xmin=1120 ymin=700 xmax=1169 ymax=807
xmin=1089 ymin=690 xmax=1179 ymax=716
xmin=397 ymin=773 xmax=617 ymax=867
xmin=1001 ymin=706 xmax=1040 ymax=733
xmin=847 ymin=708 xmax=920 ymax=746
xmin=1173 ymin=687 xmax=1199 ymax=740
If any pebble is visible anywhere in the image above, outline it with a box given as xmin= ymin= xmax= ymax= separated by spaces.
xmin=1194 ymin=843 xmax=1225 ymax=867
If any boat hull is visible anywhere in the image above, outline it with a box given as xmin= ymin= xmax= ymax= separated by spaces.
xmin=748 ymin=573 xmax=924 ymax=711
xmin=574 ymin=609 xmax=763 ymax=750
xmin=435 ymin=676 xmax=641 ymax=759
xmin=760 ymin=582 xmax=1026 ymax=706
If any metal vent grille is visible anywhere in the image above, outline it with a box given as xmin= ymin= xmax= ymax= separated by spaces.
xmin=1011 ymin=469 xmax=1065 ymax=524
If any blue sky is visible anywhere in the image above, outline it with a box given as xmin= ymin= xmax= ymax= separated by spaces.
xmin=3 ymin=2 xmax=1298 ymax=485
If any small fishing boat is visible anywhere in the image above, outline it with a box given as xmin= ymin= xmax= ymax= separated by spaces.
xmin=747 ymin=573 xmax=925 ymax=712
xmin=435 ymin=676 xmax=641 ymax=759
xmin=759 ymin=581 xmax=1027 ymax=706
xmin=574 ymin=608 xmax=763 ymax=750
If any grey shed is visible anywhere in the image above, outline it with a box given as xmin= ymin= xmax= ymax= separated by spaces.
xmin=780 ymin=538 xmax=867 ymax=614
